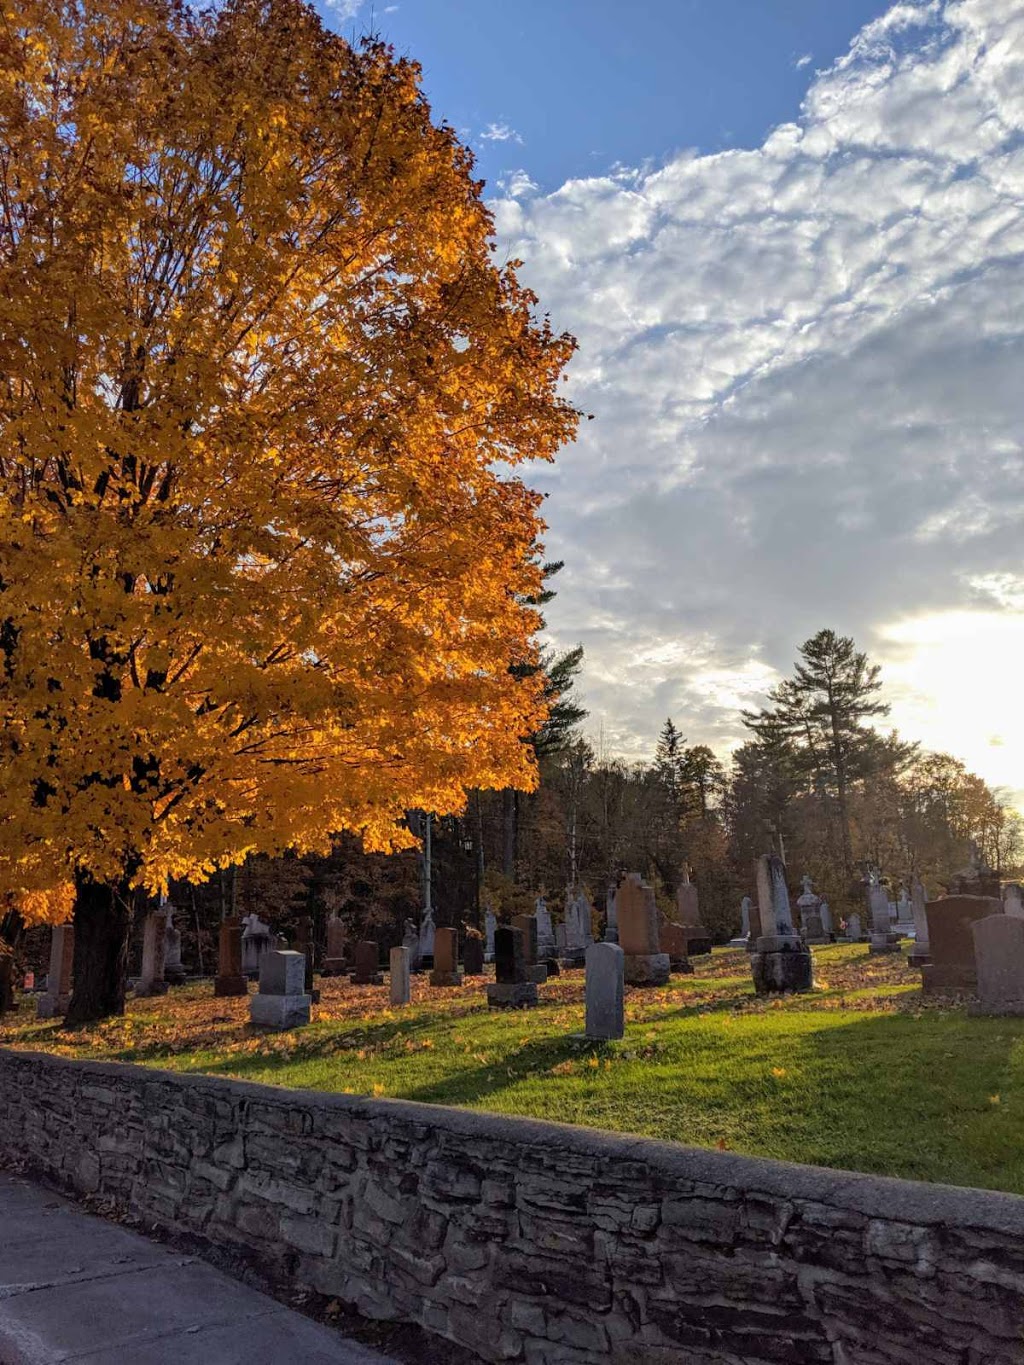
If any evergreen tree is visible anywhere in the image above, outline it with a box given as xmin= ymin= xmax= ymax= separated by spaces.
xmin=744 ymin=629 xmax=900 ymax=876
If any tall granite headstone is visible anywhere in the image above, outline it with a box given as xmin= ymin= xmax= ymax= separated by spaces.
xmin=617 ymin=873 xmax=670 ymax=986
xmin=463 ymin=935 xmax=485 ymax=976
xmin=136 ymin=908 xmax=169 ymax=997
xmin=971 ymin=915 xmax=1024 ymax=1016
xmin=214 ymin=917 xmax=247 ymax=997
xmin=921 ymin=895 xmax=1001 ymax=995
xmin=350 ymin=940 xmax=383 ymax=986
xmin=390 ymin=945 xmax=411 ymax=1006
xmin=486 ymin=926 xmax=537 ymax=1008
xmin=429 ymin=927 xmax=464 ymax=987
xmin=37 ymin=924 xmax=74 ymax=1019
xmin=907 ymin=876 xmax=930 ymax=966
xmin=750 ymin=854 xmax=813 ymax=994
xmin=585 ymin=942 xmax=624 ymax=1041
xmin=322 ymin=914 xmax=348 ymax=976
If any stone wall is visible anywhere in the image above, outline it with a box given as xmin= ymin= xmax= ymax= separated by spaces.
xmin=2 ymin=1047 xmax=1024 ymax=1364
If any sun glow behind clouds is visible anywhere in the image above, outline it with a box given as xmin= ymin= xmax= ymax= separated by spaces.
xmin=879 ymin=611 xmax=1024 ymax=810
xmin=493 ymin=0 xmax=1024 ymax=797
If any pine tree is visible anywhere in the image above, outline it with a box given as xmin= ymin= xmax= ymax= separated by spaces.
xmin=744 ymin=630 xmax=894 ymax=875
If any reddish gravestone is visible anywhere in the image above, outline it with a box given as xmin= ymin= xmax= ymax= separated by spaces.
xmin=920 ymin=896 xmax=1002 ymax=995
xmin=658 ymin=915 xmax=693 ymax=974
xmin=214 ymin=917 xmax=247 ymax=997
xmin=350 ymin=940 xmax=383 ymax=986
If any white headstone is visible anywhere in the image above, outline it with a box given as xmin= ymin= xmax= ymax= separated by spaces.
xmin=1004 ymin=883 xmax=1024 ymax=920
xmin=911 ymin=876 xmax=930 ymax=950
xmin=419 ymin=906 xmax=435 ymax=959
xmin=484 ymin=908 xmax=497 ymax=961
xmin=535 ymin=896 xmax=556 ymax=958
xmin=820 ymin=901 xmax=833 ymax=937
xmin=769 ymin=856 xmax=795 ymax=933
xmin=390 ymin=946 xmax=411 ymax=1005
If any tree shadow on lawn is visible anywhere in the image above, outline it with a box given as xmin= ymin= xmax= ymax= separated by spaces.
xmin=391 ymin=1009 xmax=1024 ymax=1193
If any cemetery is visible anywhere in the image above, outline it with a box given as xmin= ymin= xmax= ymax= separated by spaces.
xmin=3 ymin=0 xmax=1024 ymax=1361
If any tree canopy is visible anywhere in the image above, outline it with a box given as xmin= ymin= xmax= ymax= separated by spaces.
xmin=0 ymin=0 xmax=578 ymax=928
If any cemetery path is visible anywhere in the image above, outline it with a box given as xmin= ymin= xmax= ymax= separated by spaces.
xmin=0 ymin=1172 xmax=395 ymax=1365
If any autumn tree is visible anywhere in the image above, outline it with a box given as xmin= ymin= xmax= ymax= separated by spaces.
xmin=0 ymin=0 xmax=577 ymax=1021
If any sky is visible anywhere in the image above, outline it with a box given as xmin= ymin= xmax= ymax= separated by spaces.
xmin=321 ymin=0 xmax=1024 ymax=809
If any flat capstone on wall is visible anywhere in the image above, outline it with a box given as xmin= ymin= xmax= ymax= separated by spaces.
xmin=2 ymin=1047 xmax=1024 ymax=1364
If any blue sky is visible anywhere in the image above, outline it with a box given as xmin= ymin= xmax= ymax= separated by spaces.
xmin=324 ymin=1 xmax=1024 ymax=809
xmin=326 ymin=0 xmax=894 ymax=190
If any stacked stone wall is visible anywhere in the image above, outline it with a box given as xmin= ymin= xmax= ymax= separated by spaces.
xmin=2 ymin=1048 xmax=1023 ymax=1363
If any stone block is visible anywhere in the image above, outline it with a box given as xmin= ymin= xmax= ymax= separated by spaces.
xmin=486 ymin=981 xmax=538 ymax=1009
xmin=623 ymin=952 xmax=670 ymax=986
xmin=971 ymin=914 xmax=1024 ymax=1015
xmin=259 ymin=950 xmax=306 ymax=997
xmin=751 ymin=937 xmax=813 ymax=994
xmin=249 ymin=992 xmax=311 ymax=1029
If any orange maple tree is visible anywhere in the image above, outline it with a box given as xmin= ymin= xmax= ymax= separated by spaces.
xmin=0 ymin=0 xmax=577 ymax=1020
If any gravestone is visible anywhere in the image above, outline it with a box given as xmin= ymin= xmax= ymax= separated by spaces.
xmin=429 ymin=927 xmax=464 ymax=987
xmin=322 ymin=914 xmax=348 ymax=976
xmin=894 ymin=887 xmax=915 ymax=935
xmin=907 ymin=876 xmax=930 ymax=965
xmin=970 ymin=915 xmax=1024 ymax=1015
xmin=135 ymin=909 xmax=169 ymax=997
xmin=729 ymin=897 xmax=751 ymax=948
xmin=797 ymin=876 xmax=828 ymax=945
xmin=675 ymin=867 xmax=712 ymax=955
xmin=535 ymin=897 xmax=557 ymax=960
xmin=486 ymin=926 xmax=538 ymax=1008
xmin=214 ymin=917 xmax=247 ymax=997
xmin=484 ymin=908 xmax=497 ymax=962
xmin=658 ymin=915 xmax=693 ymax=974
xmin=820 ymin=900 xmax=833 ymax=939
xmin=750 ymin=854 xmax=813 ymax=994
xmin=241 ymin=913 xmax=273 ymax=979
xmin=249 ymin=949 xmax=311 ymax=1029
xmin=463 ymin=936 xmax=485 ymax=976
xmin=350 ymin=940 xmax=383 ymax=986
xmin=868 ymin=879 xmax=901 ymax=955
xmin=617 ymin=873 xmax=670 ymax=986
xmin=561 ymin=891 xmax=593 ymax=966
xmin=1004 ymin=884 xmax=1024 ymax=919
xmin=605 ymin=885 xmax=619 ymax=943
xmin=37 ymin=924 xmax=74 ymax=1019
xmin=163 ymin=903 xmax=187 ymax=986
xmin=390 ymin=945 xmax=411 ymax=1006
xmin=418 ymin=907 xmax=436 ymax=968
xmin=921 ymin=895 xmax=1001 ymax=995
xmin=294 ymin=913 xmax=317 ymax=1000
xmin=585 ymin=942 xmax=624 ymax=1040
xmin=402 ymin=917 xmax=422 ymax=972
xmin=845 ymin=911 xmax=864 ymax=942
xmin=514 ymin=913 xmax=547 ymax=983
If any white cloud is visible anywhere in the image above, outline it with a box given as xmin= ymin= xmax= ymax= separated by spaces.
xmin=795 ymin=53 xmax=813 ymax=69
xmin=480 ymin=121 xmax=524 ymax=145
xmin=323 ymin=0 xmax=364 ymax=18
xmin=488 ymin=0 xmax=1024 ymax=802
xmin=497 ymin=168 xmax=539 ymax=199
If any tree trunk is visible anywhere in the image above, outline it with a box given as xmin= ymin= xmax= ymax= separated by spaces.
xmin=501 ymin=788 xmax=517 ymax=879
xmin=0 ymin=909 xmax=23 ymax=1013
xmin=65 ymin=873 xmax=134 ymax=1026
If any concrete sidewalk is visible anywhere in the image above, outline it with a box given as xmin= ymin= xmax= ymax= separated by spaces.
xmin=0 ymin=1172 xmax=395 ymax=1364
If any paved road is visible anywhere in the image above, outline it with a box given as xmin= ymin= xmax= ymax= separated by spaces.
xmin=0 ymin=1172 xmax=394 ymax=1364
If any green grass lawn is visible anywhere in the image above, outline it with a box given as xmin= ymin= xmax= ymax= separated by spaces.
xmin=5 ymin=942 xmax=1024 ymax=1195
